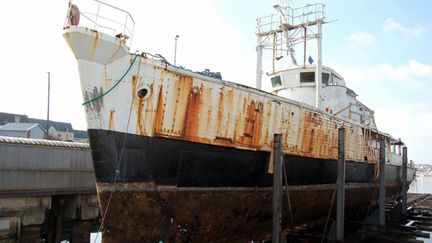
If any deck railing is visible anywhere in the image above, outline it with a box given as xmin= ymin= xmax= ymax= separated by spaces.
xmin=257 ymin=3 xmax=325 ymax=34
xmin=64 ymin=0 xmax=135 ymax=47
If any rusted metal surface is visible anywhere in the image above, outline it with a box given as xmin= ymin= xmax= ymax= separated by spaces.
xmin=62 ymin=27 xmax=397 ymax=166
xmin=96 ymin=182 xmax=402 ymax=242
xmin=80 ymin=51 xmax=383 ymax=163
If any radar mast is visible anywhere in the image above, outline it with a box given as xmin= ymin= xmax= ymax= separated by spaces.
xmin=256 ymin=1 xmax=326 ymax=108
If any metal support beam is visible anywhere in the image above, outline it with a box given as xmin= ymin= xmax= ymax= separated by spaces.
xmin=402 ymin=146 xmax=408 ymax=217
xmin=315 ymin=21 xmax=322 ymax=109
xmin=336 ymin=127 xmax=345 ymax=241
xmin=256 ymin=36 xmax=263 ymax=90
xmin=379 ymin=139 xmax=386 ymax=229
xmin=273 ymin=134 xmax=283 ymax=243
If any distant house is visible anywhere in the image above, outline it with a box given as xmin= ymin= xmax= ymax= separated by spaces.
xmin=0 ymin=112 xmax=88 ymax=142
xmin=28 ymin=118 xmax=75 ymax=141
xmin=0 ymin=112 xmax=29 ymax=124
xmin=0 ymin=123 xmax=46 ymax=139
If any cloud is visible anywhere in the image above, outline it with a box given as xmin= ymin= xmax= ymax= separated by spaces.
xmin=331 ymin=60 xmax=432 ymax=163
xmin=383 ymin=18 xmax=424 ymax=36
xmin=349 ymin=32 xmax=374 ymax=44
xmin=334 ymin=60 xmax=432 ymax=89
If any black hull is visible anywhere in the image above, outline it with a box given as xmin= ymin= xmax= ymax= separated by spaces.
xmin=88 ymin=129 xmax=402 ymax=186
xmin=88 ymin=129 xmax=406 ymax=242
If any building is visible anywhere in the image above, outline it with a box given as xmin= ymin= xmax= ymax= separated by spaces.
xmin=0 ymin=123 xmax=46 ymax=139
xmin=0 ymin=112 xmax=29 ymax=124
xmin=0 ymin=112 xmax=88 ymax=142
xmin=29 ymin=118 xmax=75 ymax=141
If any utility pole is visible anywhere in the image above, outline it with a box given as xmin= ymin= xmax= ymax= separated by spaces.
xmin=174 ymin=35 xmax=179 ymax=66
xmin=46 ymin=72 xmax=50 ymax=140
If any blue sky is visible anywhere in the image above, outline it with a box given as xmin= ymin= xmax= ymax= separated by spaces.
xmin=0 ymin=0 xmax=431 ymax=164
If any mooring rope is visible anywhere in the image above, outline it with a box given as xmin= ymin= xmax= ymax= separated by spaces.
xmin=93 ymin=54 xmax=142 ymax=243
xmin=282 ymin=160 xmax=296 ymax=239
xmin=320 ymin=177 xmax=339 ymax=243
xmin=83 ymin=53 xmax=139 ymax=106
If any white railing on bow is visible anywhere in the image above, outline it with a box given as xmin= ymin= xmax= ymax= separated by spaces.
xmin=64 ymin=0 xmax=135 ymax=48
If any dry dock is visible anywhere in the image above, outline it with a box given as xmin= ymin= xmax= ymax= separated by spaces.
xmin=0 ymin=135 xmax=429 ymax=242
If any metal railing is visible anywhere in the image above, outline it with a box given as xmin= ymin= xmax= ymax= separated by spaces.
xmin=64 ymin=0 xmax=135 ymax=48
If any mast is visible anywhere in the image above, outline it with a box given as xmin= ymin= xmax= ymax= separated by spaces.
xmin=256 ymin=2 xmax=326 ymax=108
xmin=256 ymin=35 xmax=263 ymax=90
xmin=316 ymin=21 xmax=322 ymax=108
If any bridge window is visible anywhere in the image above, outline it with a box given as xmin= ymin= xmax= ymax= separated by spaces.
xmin=322 ymin=73 xmax=329 ymax=84
xmin=300 ymin=72 xmax=315 ymax=83
xmin=331 ymin=74 xmax=344 ymax=85
xmin=271 ymin=75 xmax=282 ymax=87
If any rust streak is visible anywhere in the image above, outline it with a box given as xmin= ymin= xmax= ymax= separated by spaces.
xmin=153 ymin=84 xmax=164 ymax=134
xmin=137 ymin=97 xmax=145 ymax=135
xmin=108 ymin=109 xmax=115 ymax=130
xmin=215 ymin=87 xmax=225 ymax=138
xmin=90 ymin=31 xmax=99 ymax=62
xmin=182 ymin=80 xmax=201 ymax=139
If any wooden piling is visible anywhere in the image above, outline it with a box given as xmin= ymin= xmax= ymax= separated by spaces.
xmin=336 ymin=127 xmax=345 ymax=241
xmin=402 ymin=146 xmax=408 ymax=217
xmin=379 ymin=139 xmax=386 ymax=229
xmin=273 ymin=134 xmax=283 ymax=243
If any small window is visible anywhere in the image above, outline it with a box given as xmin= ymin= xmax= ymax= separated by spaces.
xmin=332 ymin=74 xmax=343 ymax=85
xmin=322 ymin=73 xmax=329 ymax=84
xmin=300 ymin=72 xmax=315 ymax=83
xmin=271 ymin=76 xmax=282 ymax=87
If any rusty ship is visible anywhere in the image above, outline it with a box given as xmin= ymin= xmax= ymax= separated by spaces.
xmin=64 ymin=1 xmax=414 ymax=242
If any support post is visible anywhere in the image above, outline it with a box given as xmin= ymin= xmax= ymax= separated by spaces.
xmin=256 ymin=35 xmax=263 ymax=90
xmin=174 ymin=35 xmax=179 ymax=66
xmin=402 ymin=146 xmax=408 ymax=217
xmin=273 ymin=134 xmax=283 ymax=243
xmin=336 ymin=128 xmax=345 ymax=241
xmin=315 ymin=21 xmax=322 ymax=109
xmin=379 ymin=139 xmax=386 ymax=229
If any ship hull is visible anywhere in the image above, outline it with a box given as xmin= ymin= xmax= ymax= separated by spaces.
xmin=89 ymin=129 xmax=403 ymax=187
xmin=90 ymin=129 xmax=408 ymax=242
xmin=96 ymin=182 xmax=402 ymax=243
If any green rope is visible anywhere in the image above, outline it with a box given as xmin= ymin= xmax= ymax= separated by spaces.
xmin=82 ymin=53 xmax=140 ymax=105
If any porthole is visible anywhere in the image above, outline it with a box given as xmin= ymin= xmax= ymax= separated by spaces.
xmin=137 ymin=88 xmax=148 ymax=98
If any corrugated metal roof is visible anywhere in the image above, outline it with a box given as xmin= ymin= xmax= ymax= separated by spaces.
xmin=0 ymin=135 xmax=90 ymax=148
xmin=0 ymin=123 xmax=44 ymax=131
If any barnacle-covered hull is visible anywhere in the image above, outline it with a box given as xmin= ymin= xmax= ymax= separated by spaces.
xmin=64 ymin=25 xmax=414 ymax=242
